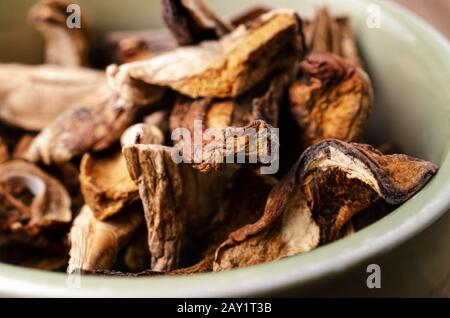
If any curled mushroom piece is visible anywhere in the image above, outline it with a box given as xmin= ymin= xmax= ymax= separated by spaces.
xmin=304 ymin=7 xmax=362 ymax=67
xmin=28 ymin=0 xmax=90 ymax=67
xmin=108 ymin=10 xmax=305 ymax=99
xmin=289 ymin=52 xmax=373 ymax=149
xmin=80 ymin=124 xmax=164 ymax=220
xmin=169 ymin=70 xmax=292 ymax=173
xmin=0 ymin=64 xmax=105 ymax=131
xmin=23 ymin=83 xmax=165 ymax=164
xmin=162 ymin=0 xmax=233 ymax=45
xmin=67 ymin=204 xmax=144 ymax=274
xmin=0 ymin=161 xmax=71 ymax=236
xmin=123 ymin=144 xmax=233 ymax=271
xmin=213 ymin=140 xmax=438 ymax=270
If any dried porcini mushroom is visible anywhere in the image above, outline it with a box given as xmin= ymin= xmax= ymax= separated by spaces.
xmin=0 ymin=64 xmax=104 ymax=131
xmin=123 ymin=144 xmax=231 ymax=271
xmin=169 ymin=71 xmax=292 ymax=172
xmin=28 ymin=0 xmax=90 ymax=67
xmin=289 ymin=52 xmax=373 ymax=148
xmin=105 ymin=30 xmax=178 ymax=64
xmin=68 ymin=204 xmax=143 ymax=274
xmin=23 ymin=84 xmax=165 ymax=164
xmin=80 ymin=124 xmax=164 ymax=220
xmin=108 ymin=10 xmax=305 ymax=99
xmin=0 ymin=161 xmax=72 ymax=236
xmin=124 ymin=227 xmax=151 ymax=273
xmin=162 ymin=0 xmax=233 ymax=45
xmin=304 ymin=7 xmax=362 ymax=67
xmin=214 ymin=140 xmax=438 ymax=270
xmin=80 ymin=151 xmax=139 ymax=221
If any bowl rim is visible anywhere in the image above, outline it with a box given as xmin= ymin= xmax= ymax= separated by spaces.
xmin=0 ymin=0 xmax=450 ymax=297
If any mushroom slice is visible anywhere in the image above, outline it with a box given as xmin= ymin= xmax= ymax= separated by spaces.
xmin=28 ymin=0 xmax=90 ymax=67
xmin=80 ymin=125 xmax=164 ymax=220
xmin=304 ymin=7 xmax=362 ymax=67
xmin=289 ymin=52 xmax=373 ymax=149
xmin=108 ymin=10 xmax=305 ymax=99
xmin=123 ymin=144 xmax=231 ymax=271
xmin=105 ymin=30 xmax=178 ymax=64
xmin=67 ymin=204 xmax=144 ymax=274
xmin=162 ymin=0 xmax=233 ymax=45
xmin=169 ymin=71 xmax=292 ymax=173
xmin=214 ymin=140 xmax=438 ymax=270
xmin=23 ymin=84 xmax=165 ymax=165
xmin=0 ymin=64 xmax=104 ymax=131
xmin=0 ymin=137 xmax=9 ymax=164
xmin=0 ymin=161 xmax=71 ymax=236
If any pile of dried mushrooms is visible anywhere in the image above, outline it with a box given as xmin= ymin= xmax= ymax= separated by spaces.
xmin=0 ymin=1 xmax=438 ymax=275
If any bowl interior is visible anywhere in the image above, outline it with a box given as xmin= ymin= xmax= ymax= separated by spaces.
xmin=0 ymin=0 xmax=449 ymax=297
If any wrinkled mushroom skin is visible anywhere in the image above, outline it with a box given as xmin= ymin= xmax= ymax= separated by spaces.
xmin=169 ymin=71 xmax=292 ymax=173
xmin=23 ymin=85 xmax=165 ymax=165
xmin=213 ymin=140 xmax=438 ymax=270
xmin=67 ymin=204 xmax=143 ymax=274
xmin=108 ymin=10 xmax=305 ymax=99
xmin=162 ymin=0 xmax=233 ymax=45
xmin=123 ymin=144 xmax=232 ymax=271
xmin=289 ymin=52 xmax=373 ymax=148
xmin=0 ymin=64 xmax=105 ymax=131
xmin=0 ymin=161 xmax=72 ymax=236
xmin=28 ymin=0 xmax=90 ymax=67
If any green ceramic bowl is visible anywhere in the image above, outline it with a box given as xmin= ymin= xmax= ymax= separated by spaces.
xmin=0 ymin=0 xmax=449 ymax=297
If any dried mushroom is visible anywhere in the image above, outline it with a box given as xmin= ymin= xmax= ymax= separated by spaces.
xmin=108 ymin=10 xmax=305 ymax=99
xmin=162 ymin=0 xmax=233 ymax=45
xmin=68 ymin=204 xmax=143 ymax=274
xmin=105 ymin=30 xmax=178 ymax=64
xmin=124 ymin=227 xmax=151 ymax=273
xmin=0 ymin=138 xmax=9 ymax=164
xmin=304 ymin=7 xmax=362 ymax=67
xmin=0 ymin=64 xmax=104 ymax=131
xmin=23 ymin=84 xmax=165 ymax=164
xmin=0 ymin=161 xmax=71 ymax=236
xmin=123 ymin=144 xmax=232 ymax=271
xmin=80 ymin=124 xmax=164 ymax=220
xmin=28 ymin=0 xmax=90 ymax=67
xmin=230 ymin=5 xmax=272 ymax=26
xmin=214 ymin=140 xmax=438 ymax=270
xmin=169 ymin=70 xmax=292 ymax=172
xmin=289 ymin=52 xmax=373 ymax=148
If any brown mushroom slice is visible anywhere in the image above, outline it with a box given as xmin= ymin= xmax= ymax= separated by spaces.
xmin=0 ymin=161 xmax=71 ymax=236
xmin=289 ymin=52 xmax=373 ymax=149
xmin=230 ymin=5 xmax=272 ymax=26
xmin=162 ymin=0 xmax=233 ymax=45
xmin=214 ymin=140 xmax=438 ymax=270
xmin=120 ymin=123 xmax=165 ymax=147
xmin=304 ymin=7 xmax=362 ymax=67
xmin=123 ymin=144 xmax=232 ymax=271
xmin=67 ymin=204 xmax=144 ymax=274
xmin=28 ymin=0 xmax=90 ymax=67
xmin=105 ymin=30 xmax=178 ymax=64
xmin=0 ymin=64 xmax=105 ymax=131
xmin=23 ymin=84 xmax=165 ymax=165
xmin=108 ymin=10 xmax=305 ymax=99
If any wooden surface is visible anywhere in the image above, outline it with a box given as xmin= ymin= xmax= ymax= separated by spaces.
xmin=394 ymin=0 xmax=450 ymax=39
